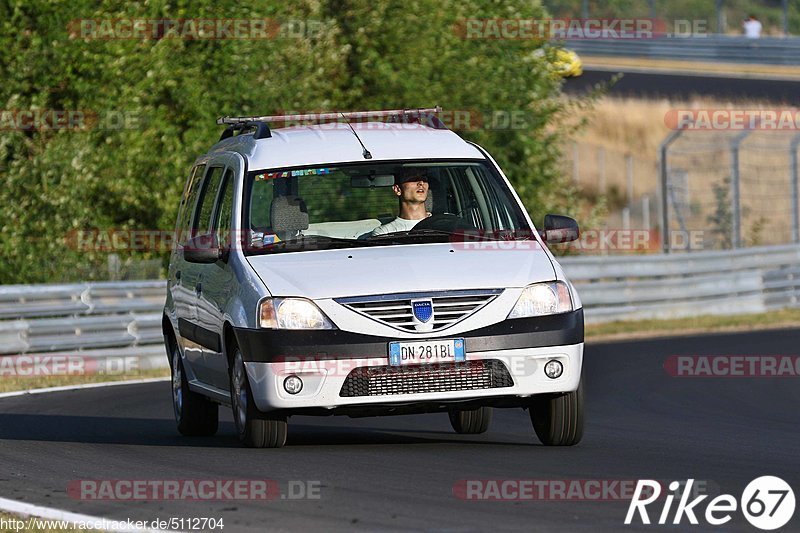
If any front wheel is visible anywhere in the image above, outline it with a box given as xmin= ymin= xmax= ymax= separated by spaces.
xmin=230 ymin=347 xmax=287 ymax=448
xmin=448 ymin=406 xmax=492 ymax=434
xmin=529 ymin=377 xmax=584 ymax=446
xmin=171 ymin=345 xmax=218 ymax=436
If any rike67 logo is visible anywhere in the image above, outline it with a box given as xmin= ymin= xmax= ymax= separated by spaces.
xmin=626 ymin=477 xmax=795 ymax=530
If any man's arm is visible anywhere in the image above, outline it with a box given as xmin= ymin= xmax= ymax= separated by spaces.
xmin=370 ymin=223 xmax=390 ymax=236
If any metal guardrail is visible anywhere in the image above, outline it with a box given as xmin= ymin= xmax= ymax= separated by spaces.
xmin=0 ymin=281 xmax=164 ymax=355
xmin=0 ymin=244 xmax=798 ymax=355
xmin=566 ymin=36 xmax=800 ymax=66
xmin=561 ymin=244 xmax=800 ymax=323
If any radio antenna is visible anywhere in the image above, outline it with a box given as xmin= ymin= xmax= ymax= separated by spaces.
xmin=340 ymin=112 xmax=373 ymax=160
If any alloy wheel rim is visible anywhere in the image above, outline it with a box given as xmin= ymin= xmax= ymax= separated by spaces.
xmin=232 ymin=351 xmax=247 ymax=432
xmin=172 ymin=348 xmax=183 ymax=420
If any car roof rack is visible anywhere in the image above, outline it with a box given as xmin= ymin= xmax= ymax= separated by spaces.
xmin=216 ymin=106 xmax=444 ymax=141
xmin=218 ymin=120 xmax=272 ymax=142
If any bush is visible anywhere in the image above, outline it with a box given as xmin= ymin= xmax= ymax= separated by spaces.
xmin=0 ymin=0 xmax=578 ymax=283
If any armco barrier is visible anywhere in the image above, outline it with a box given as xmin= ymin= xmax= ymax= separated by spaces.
xmin=566 ymin=36 xmax=800 ymax=66
xmin=0 ymin=244 xmax=798 ymax=356
xmin=561 ymin=244 xmax=800 ymax=323
xmin=0 ymin=281 xmax=164 ymax=355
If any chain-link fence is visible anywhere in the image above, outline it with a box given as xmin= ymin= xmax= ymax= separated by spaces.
xmin=563 ymin=130 xmax=800 ymax=253
xmin=661 ymin=130 xmax=800 ymax=251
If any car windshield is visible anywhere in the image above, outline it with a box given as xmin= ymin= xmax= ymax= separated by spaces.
xmin=244 ymin=160 xmax=532 ymax=254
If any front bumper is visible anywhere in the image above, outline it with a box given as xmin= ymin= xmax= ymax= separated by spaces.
xmin=234 ymin=310 xmax=584 ymax=414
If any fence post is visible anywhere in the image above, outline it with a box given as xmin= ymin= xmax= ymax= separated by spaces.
xmin=659 ymin=129 xmax=684 ymax=253
xmin=108 ymin=254 xmax=121 ymax=281
xmin=626 ymin=153 xmax=634 ymax=206
xmin=783 ymin=0 xmax=790 ymax=36
xmin=791 ymin=134 xmax=800 ymax=243
xmin=730 ymin=129 xmax=754 ymax=249
xmin=597 ymin=147 xmax=605 ymax=193
xmin=572 ymin=141 xmax=579 ymax=184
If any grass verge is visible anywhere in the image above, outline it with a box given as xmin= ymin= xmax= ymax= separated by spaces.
xmin=586 ymin=308 xmax=800 ymax=342
xmin=0 ymin=367 xmax=170 ymax=394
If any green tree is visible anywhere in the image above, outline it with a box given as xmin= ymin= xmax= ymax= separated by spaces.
xmin=0 ymin=0 xmax=584 ymax=283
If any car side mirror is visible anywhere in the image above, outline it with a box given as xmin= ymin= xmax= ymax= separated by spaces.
xmin=542 ymin=214 xmax=580 ymax=244
xmin=183 ymin=234 xmax=222 ymax=263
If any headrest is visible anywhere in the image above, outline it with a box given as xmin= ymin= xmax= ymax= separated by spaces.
xmin=270 ymin=195 xmax=309 ymax=233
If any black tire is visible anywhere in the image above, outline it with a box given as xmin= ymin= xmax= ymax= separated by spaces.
xmin=230 ymin=347 xmax=287 ymax=448
xmin=448 ymin=406 xmax=492 ymax=434
xmin=171 ymin=344 xmax=218 ymax=436
xmin=529 ymin=377 xmax=584 ymax=446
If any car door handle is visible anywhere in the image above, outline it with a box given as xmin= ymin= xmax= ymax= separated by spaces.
xmin=175 ymin=270 xmax=181 ymax=283
xmin=195 ymin=283 xmax=202 ymax=294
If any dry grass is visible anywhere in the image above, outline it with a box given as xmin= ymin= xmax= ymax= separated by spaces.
xmin=573 ymin=98 xmax=673 ymax=158
xmin=583 ymin=56 xmax=800 ymax=80
xmin=563 ymin=96 xmax=798 ymax=244
xmin=586 ymin=308 xmax=800 ymax=341
xmin=0 ymin=367 xmax=169 ymax=394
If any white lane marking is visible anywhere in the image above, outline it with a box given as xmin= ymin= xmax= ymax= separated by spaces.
xmin=0 ymin=496 xmax=171 ymax=532
xmin=0 ymin=378 xmax=170 ymax=400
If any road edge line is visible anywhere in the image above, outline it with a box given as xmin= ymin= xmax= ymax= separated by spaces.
xmin=0 ymin=496 xmax=169 ymax=532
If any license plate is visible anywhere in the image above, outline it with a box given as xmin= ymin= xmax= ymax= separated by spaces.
xmin=388 ymin=338 xmax=465 ymax=366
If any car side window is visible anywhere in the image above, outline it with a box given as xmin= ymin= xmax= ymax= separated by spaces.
xmin=177 ymin=164 xmax=206 ymax=244
xmin=212 ymin=168 xmax=235 ymax=248
xmin=192 ymin=166 xmax=225 ymax=234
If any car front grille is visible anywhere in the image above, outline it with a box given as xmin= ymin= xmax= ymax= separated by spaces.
xmin=339 ymin=359 xmax=514 ymax=397
xmin=336 ymin=289 xmax=502 ymax=332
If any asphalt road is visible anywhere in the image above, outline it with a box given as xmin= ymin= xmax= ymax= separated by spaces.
xmin=563 ymin=69 xmax=800 ymax=103
xmin=1 ymin=329 xmax=798 ymax=532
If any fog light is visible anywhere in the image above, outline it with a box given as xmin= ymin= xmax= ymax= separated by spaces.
xmin=544 ymin=360 xmax=563 ymax=379
xmin=283 ymin=375 xmax=303 ymax=394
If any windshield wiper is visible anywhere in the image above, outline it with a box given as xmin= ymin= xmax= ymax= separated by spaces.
xmin=258 ymin=234 xmax=374 ymax=252
xmin=368 ymin=229 xmax=511 ymax=243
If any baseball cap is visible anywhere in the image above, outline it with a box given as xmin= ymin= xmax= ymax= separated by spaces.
xmin=395 ymin=168 xmax=429 ymax=185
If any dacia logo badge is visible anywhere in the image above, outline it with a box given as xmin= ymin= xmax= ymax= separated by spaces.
xmin=410 ymin=299 xmax=434 ymax=332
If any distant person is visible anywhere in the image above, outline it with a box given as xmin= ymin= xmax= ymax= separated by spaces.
xmin=743 ymin=14 xmax=762 ymax=39
xmin=370 ymin=170 xmax=431 ymax=236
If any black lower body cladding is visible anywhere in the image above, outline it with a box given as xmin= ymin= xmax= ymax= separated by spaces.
xmin=233 ymin=309 xmax=584 ymax=363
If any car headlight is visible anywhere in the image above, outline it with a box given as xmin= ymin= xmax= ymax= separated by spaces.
xmin=508 ymin=281 xmax=573 ymax=318
xmin=258 ymin=298 xmax=335 ymax=329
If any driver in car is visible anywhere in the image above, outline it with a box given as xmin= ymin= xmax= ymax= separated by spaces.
xmin=370 ymin=170 xmax=431 ymax=236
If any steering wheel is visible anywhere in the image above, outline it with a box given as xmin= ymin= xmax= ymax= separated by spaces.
xmin=410 ymin=214 xmax=475 ymax=233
